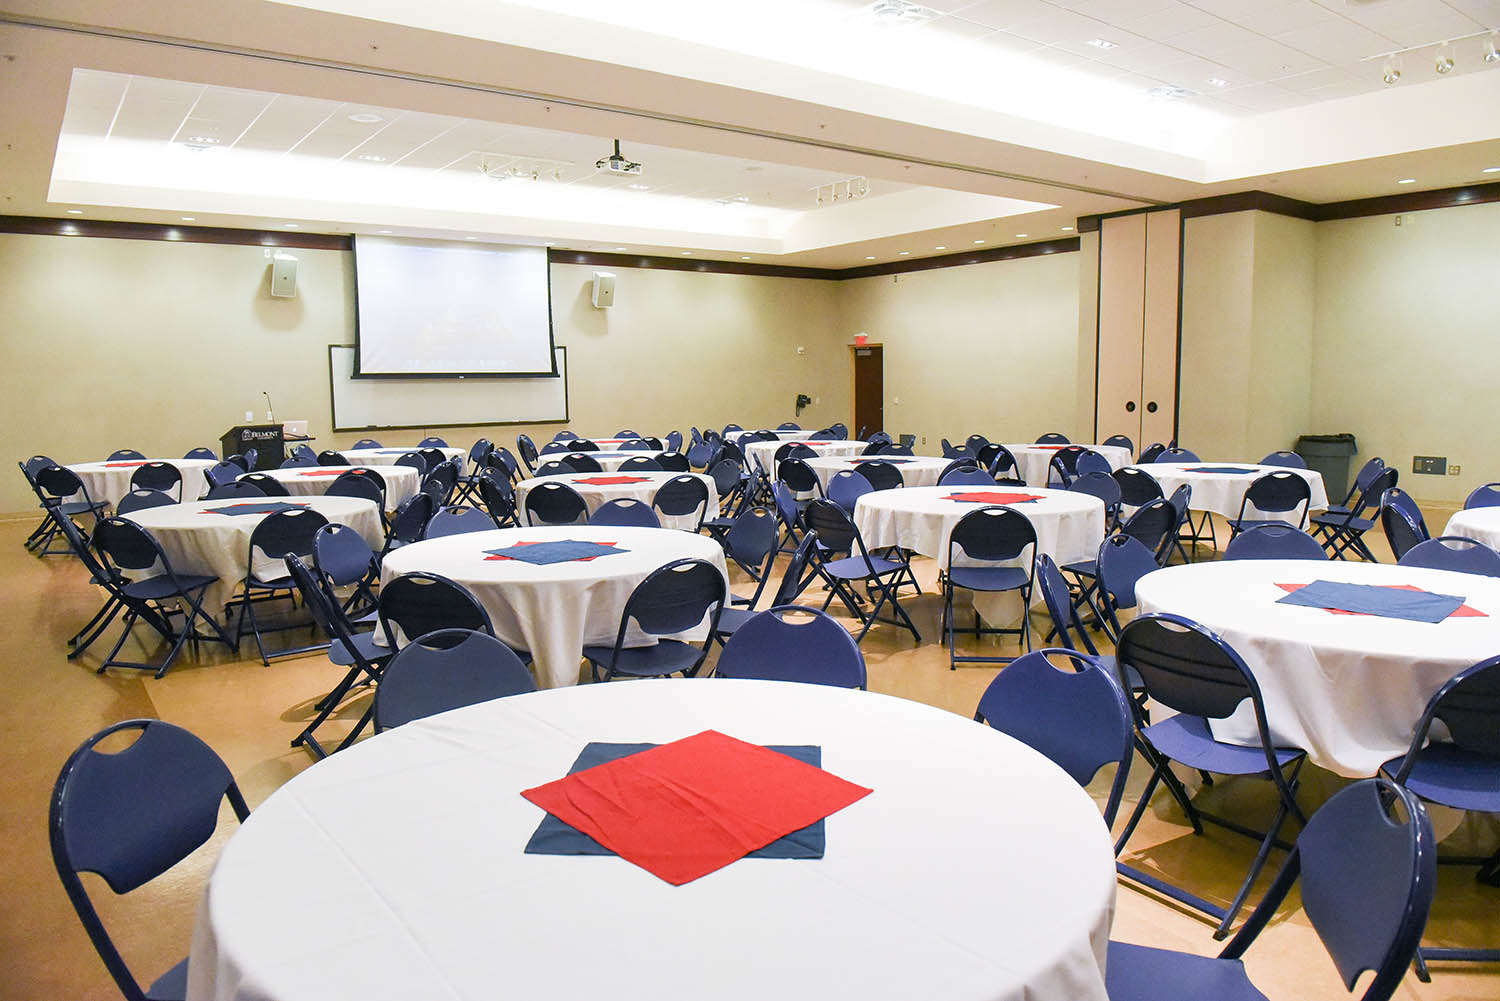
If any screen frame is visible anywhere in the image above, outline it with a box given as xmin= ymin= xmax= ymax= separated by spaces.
xmin=350 ymin=236 xmax=559 ymax=380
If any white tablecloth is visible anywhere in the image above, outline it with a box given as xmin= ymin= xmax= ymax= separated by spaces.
xmin=378 ymin=526 xmax=729 ymax=689
xmin=1442 ymin=508 xmax=1500 ymax=549
xmin=568 ymin=437 xmax=662 ymax=451
xmin=1002 ymin=444 xmax=1134 ymax=487
xmin=186 ymin=680 xmax=1116 ymax=1001
xmin=242 ymin=466 xmax=419 ymax=513
xmin=805 ymin=455 xmax=954 ymax=490
xmin=1135 ymin=559 xmax=1500 ymax=777
xmin=744 ymin=439 xmax=864 ymax=476
xmin=516 ymin=472 xmax=717 ymax=532
xmin=67 ymin=458 xmax=219 ymax=507
xmin=1122 ymin=462 xmax=1328 ymax=520
xmin=338 ymin=446 xmax=465 ymax=466
xmin=549 ymin=450 xmax=676 ymax=471
xmin=122 ymin=495 xmax=384 ymax=612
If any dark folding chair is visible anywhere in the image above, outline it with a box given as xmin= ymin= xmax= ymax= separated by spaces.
xmin=34 ymin=464 xmax=109 ymax=555
xmin=775 ymin=422 xmax=800 ymax=431
xmin=317 ymin=449 xmax=351 ymax=466
xmin=382 ymin=492 xmax=436 ymax=557
xmin=722 ymin=423 xmax=744 ymax=437
xmin=129 ymin=462 xmax=182 ymax=501
xmin=827 ymin=469 xmax=874 ymax=513
xmin=50 ymin=719 xmax=250 ymax=1001
xmin=657 ymin=451 xmax=690 ymax=472
xmin=1324 ymin=456 xmax=1386 ymax=516
xmin=615 ymin=428 xmax=641 ymax=438
xmin=1102 ymin=433 xmax=1134 ymax=455
xmin=1226 ymin=470 xmax=1312 ymax=538
xmin=1221 ymin=523 xmax=1328 ymax=561
xmin=351 ymin=438 xmax=383 ymax=449
xmin=1166 ymin=482 xmax=1200 ymax=563
xmin=1137 ymin=442 xmax=1167 ymax=464
xmin=569 ymin=439 xmax=601 ymax=452
xmin=1090 ymin=533 xmax=1163 ymax=642
xmin=705 ymin=457 xmax=746 ymax=520
xmin=618 ymin=438 xmax=657 ymax=452
xmin=665 ymin=430 xmax=683 ymax=452
xmin=1113 ymin=466 xmax=1164 ymax=523
xmin=1114 ymin=613 xmax=1309 ymax=940
xmin=552 ymin=430 xmax=580 ymax=442
xmin=453 ymin=437 xmax=494 ymax=505
xmin=1259 ymin=449 xmax=1307 ymax=468
xmin=942 ymin=506 xmax=1036 ymax=668
xmin=940 ymin=438 xmax=973 ymax=459
xmin=106 ymin=449 xmax=146 ymax=461
xmin=20 ymin=455 xmax=64 ymax=552
xmin=1070 ymin=471 xmax=1122 ymax=527
xmin=418 ymin=436 xmax=448 ymax=448
xmin=204 ymin=481 xmax=266 ymax=500
xmin=882 ymin=443 xmax=915 ymax=457
xmin=115 ymin=489 xmax=176 ymax=516
xmin=312 ymin=523 xmax=380 ymax=619
xmin=1380 ymin=487 xmax=1431 ymax=561
xmin=1047 ymin=444 xmax=1088 ymax=487
xmin=1107 ymin=778 xmax=1435 ymax=1001
xmin=652 ymin=474 xmax=711 ymax=531
xmin=487 ymin=446 xmax=521 ymax=484
xmin=1399 ymin=536 xmax=1500 ymax=577
xmin=828 ymin=422 xmax=849 ymax=440
xmin=228 ymin=506 xmax=331 ymax=665
xmin=421 ymin=460 xmax=459 ymax=506
xmin=534 ymin=459 xmax=574 ymax=477
xmin=854 ymin=459 xmax=903 ymax=492
xmin=477 ymin=469 xmax=520 ymax=528
xmin=977 ymin=443 xmax=1023 ymax=483
xmin=1312 ymin=465 xmax=1398 ymax=560
xmin=1464 ymin=482 xmax=1500 ymax=509
xmin=291 ymin=443 xmax=319 ymax=464
xmin=49 ymin=506 xmax=168 ymax=662
xmin=964 ymin=433 xmax=991 ymax=455
xmin=1076 ymin=449 xmax=1112 ymax=477
xmin=1380 ymin=655 xmax=1500 ymax=978
xmin=279 ymin=454 xmax=317 ymax=469
xmin=373 ymin=628 xmax=535 ymax=732
xmin=326 ymin=468 xmax=385 ymax=514
xmin=525 ymin=481 xmax=588 ymax=526
xmin=182 ymin=446 xmax=219 ymax=460
xmin=772 ymin=480 xmax=805 ymax=553
xmin=710 ymin=506 xmax=781 ymax=640
xmin=424 ymin=505 xmax=497 ymax=539
xmin=515 ymin=433 xmax=540 ymax=475
xmin=1035 ymin=432 xmax=1070 ymax=445
xmin=803 ymin=499 xmax=921 ymax=645
xmin=1156 ymin=447 xmax=1201 ymax=462
xmin=716 ymin=606 xmax=866 ymax=689
xmin=938 ymin=463 xmax=993 ymax=488
xmin=583 ymin=559 xmax=726 ymax=681
xmin=617 ymin=455 xmax=662 ymax=472
xmin=778 ymin=457 xmax=823 ymax=501
xmin=394 ymin=452 xmax=428 ymax=475
xmin=379 ymin=571 xmax=495 ymax=653
xmin=205 ymin=461 xmax=245 ymax=491
xmin=1062 ymin=500 xmax=1175 ymax=624
xmin=91 ymin=518 xmax=234 ymax=677
xmin=590 ymin=498 xmax=661 ymax=527
xmin=239 ymin=449 xmax=257 ymax=470
xmin=563 ymin=452 xmax=604 ymax=472
xmin=974 ymin=648 xmax=1133 ymax=828
xmin=686 ymin=440 xmax=718 ymax=470
xmin=239 ymin=472 xmax=291 ymax=497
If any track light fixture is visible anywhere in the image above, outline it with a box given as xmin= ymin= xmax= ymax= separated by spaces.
xmin=1435 ymin=42 xmax=1455 ymax=74
xmin=1382 ymin=57 xmax=1402 ymax=85
xmin=1484 ymin=35 xmax=1499 ymax=63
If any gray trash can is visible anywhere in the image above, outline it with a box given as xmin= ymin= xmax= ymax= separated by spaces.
xmin=1295 ymin=434 xmax=1358 ymax=502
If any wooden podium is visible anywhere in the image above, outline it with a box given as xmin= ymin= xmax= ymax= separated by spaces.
xmin=219 ymin=425 xmax=284 ymax=471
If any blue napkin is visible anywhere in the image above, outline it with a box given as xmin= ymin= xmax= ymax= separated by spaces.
xmin=525 ymin=743 xmax=826 ymax=858
xmin=1187 ymin=466 xmax=1259 ymax=474
xmin=854 ymin=457 xmax=913 ymax=465
xmin=202 ymin=502 xmax=308 ymax=517
xmin=484 ymin=540 xmax=629 ymax=564
xmin=1277 ymin=580 xmax=1464 ymax=623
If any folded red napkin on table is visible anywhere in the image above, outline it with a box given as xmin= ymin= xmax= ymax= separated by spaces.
xmin=522 ymin=729 xmax=872 ymax=885
xmin=944 ymin=491 xmax=1044 ymax=505
xmin=571 ymin=475 xmax=651 ymax=485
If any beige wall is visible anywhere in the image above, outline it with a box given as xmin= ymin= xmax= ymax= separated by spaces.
xmin=838 ymin=252 xmax=1083 ymax=451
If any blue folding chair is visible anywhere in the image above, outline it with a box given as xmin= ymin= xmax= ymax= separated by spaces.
xmin=1379 ymin=487 xmax=1430 ymax=561
xmin=827 ymin=469 xmax=874 ymax=513
xmin=974 ymin=648 xmax=1133 ymax=827
xmin=312 ymin=523 xmax=380 ymax=618
xmin=562 ymin=452 xmax=604 ymax=472
xmin=514 ymin=433 xmax=540 ymax=475
xmin=351 ymin=438 xmax=382 ymax=449
xmin=1070 ymin=471 xmax=1122 ymax=526
xmin=1107 ymin=777 xmax=1435 ymax=1001
xmin=1222 ymin=523 xmax=1327 ymax=561
xmin=1102 ymin=433 xmax=1134 ymax=455
xmin=1047 ymin=445 xmax=1088 ymax=487
xmin=379 ymin=571 xmax=495 ymax=652
xmin=942 ymin=505 xmax=1036 ymax=668
xmin=978 ymin=443 xmax=1023 ymax=483
xmin=115 ymin=489 xmax=176 ymax=516
xmin=938 ymin=463 xmax=994 ymax=488
xmin=617 ymin=455 xmax=662 ymax=472
xmin=583 ymin=559 xmax=725 ymax=681
xmin=106 ymin=449 xmax=146 ymax=461
xmin=853 ymin=459 xmax=903 ymax=492
xmin=417 ymin=436 xmax=448 ymax=448
xmin=1380 ymin=655 xmax=1500 ymax=979
xmin=229 ymin=507 xmax=331 ymax=665
xmin=381 ymin=493 xmax=436 ymax=557
xmin=1313 ymin=465 xmax=1397 ymax=561
xmin=204 ymin=481 xmax=266 ymax=501
xmin=1464 ymin=482 xmax=1500 ymax=509
xmin=1398 ymin=536 xmax=1500 ymax=577
xmin=1035 ymin=432 xmax=1070 ymax=445
xmin=129 ymin=462 xmax=182 ymax=501
xmin=653 ymin=474 xmax=711 ymax=531
xmin=50 ymin=719 xmax=250 ymax=1001
xmin=715 ymin=518 xmax=816 ymax=642
xmin=1259 ymin=449 xmax=1307 ymax=468
xmin=374 ymin=628 xmax=535 ymax=732
xmin=1156 ymin=447 xmax=1201 ymax=462
xmin=964 ymin=433 xmax=990 ymax=454
xmin=182 ymin=446 xmax=218 ymax=460
xmin=524 ymin=481 xmax=588 ymax=526
xmin=590 ymin=498 xmax=661 ymax=527
xmin=1114 ymin=613 xmax=1309 ymax=940
xmin=240 ymin=472 xmax=291 ymax=497
xmin=803 ymin=499 xmax=921 ymax=645
xmin=316 ymin=449 xmax=350 ymax=467
xmin=424 ymin=505 xmax=497 ymax=539
xmin=715 ymin=606 xmax=866 ymax=688
xmin=1137 ymin=442 xmax=1167 ymax=464
xmin=32 ymin=464 xmax=109 ymax=555
xmin=1227 ymin=470 xmax=1312 ymax=537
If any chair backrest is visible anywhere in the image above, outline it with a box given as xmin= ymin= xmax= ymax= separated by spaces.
xmin=1137 ymin=442 xmax=1167 ymax=464
xmin=182 ymin=446 xmax=218 ymax=460
xmin=424 ymin=505 xmax=496 ymax=539
xmin=770 ymin=530 xmax=821 ymax=606
xmin=1113 ymin=466 xmax=1163 ymax=508
xmin=317 ymin=449 xmax=351 ymax=466
xmin=1392 ymin=656 xmax=1500 ymax=774
xmin=1102 ymin=433 xmax=1134 ymax=455
xmin=974 ymin=649 xmax=1133 ymax=826
xmin=312 ymin=523 xmax=378 ymax=588
xmin=128 ymin=462 xmax=181 ymax=496
xmin=106 ymin=449 xmax=146 ymax=461
xmin=279 ymin=454 xmax=317 ymax=469
xmin=828 ymin=469 xmax=874 ymax=513
xmin=715 ymin=606 xmax=866 ymax=689
xmin=1122 ymin=498 xmax=1178 ymax=562
xmin=1339 ymin=456 xmax=1387 ymax=509
xmin=860 ymin=440 xmax=889 ymax=456
xmin=1382 ymin=487 xmax=1429 ymax=537
xmin=940 ymin=438 xmax=971 ymax=459
xmin=590 ymin=498 xmax=661 ymax=528
xmin=1342 ymin=465 xmax=1398 ymax=524
xmin=657 ymin=451 xmax=690 ymax=472
xmin=778 ymin=457 xmax=821 ymax=495
xmin=539 ymin=440 xmax=572 ymax=456
xmin=204 ymin=461 xmax=243 ymax=489
xmin=477 ymin=470 xmax=517 ymax=526
xmin=977 ymin=442 xmax=1019 ymax=479
xmin=1379 ymin=491 xmax=1427 ymax=561
xmin=570 ymin=438 xmax=603 ymax=452
xmin=373 ymin=628 xmax=535 ymax=732
xmin=552 ymin=430 xmax=579 ymax=442
xmin=1260 ymin=449 xmax=1307 ymax=468
xmin=1464 ymin=482 xmax=1500 ymax=509
xmin=247 ymin=508 xmax=329 ymax=577
xmin=418 ymin=436 xmax=449 ymax=448
xmin=1241 ymin=470 xmax=1312 ymax=526
xmin=707 ymin=458 xmax=741 ymax=498
xmin=515 ymin=433 xmax=539 ymax=471
xmin=722 ymin=423 xmax=744 ymax=436
xmin=240 ymin=472 xmax=291 ymax=497
xmin=938 ymin=463 xmax=993 ymax=488
xmin=1156 ymin=447 xmax=1200 ymax=462
xmin=1094 ymin=533 xmax=1161 ymax=617
xmin=394 ymin=452 xmax=428 ymax=473
xmin=948 ymin=505 xmax=1036 ymax=564
xmin=91 ymin=517 xmax=174 ymax=578
xmin=827 ymin=422 xmax=848 ymax=440
xmin=1398 ymin=536 xmax=1500 ymax=577
xmin=803 ymin=498 xmax=858 ymax=553
xmin=465 ymin=438 xmax=492 ymax=468
xmin=1222 ymin=524 xmax=1327 ymax=561
xmin=1075 ymin=450 xmax=1112 ymax=477
xmin=853 ymin=459 xmax=903 ymax=491
xmin=772 ymin=481 xmax=802 ymax=534
xmin=488 ymin=446 xmax=520 ymax=481
xmin=351 ymin=438 xmax=382 ymax=449
xmin=686 ymin=441 xmax=718 ymax=469
xmin=525 ymin=481 xmax=588 ymax=526
xmin=291 ymin=444 xmax=319 ymax=463
xmin=534 ymin=460 xmax=574 ymax=477
xmin=882 ymin=443 xmax=915 ymax=457
xmin=50 ymin=719 xmax=250 ymax=1001
xmin=1034 ymin=554 xmax=1095 ymax=655
xmin=1117 ymin=614 xmax=1268 ymax=726
xmin=1047 ymin=445 xmax=1088 ymax=485
xmin=1069 ymin=471 xmax=1122 ymax=513
xmin=204 ymin=481 xmax=266 ymax=500
xmin=385 ymin=492 xmax=437 ymax=549
xmin=652 ymin=474 xmax=710 ymax=527
xmin=421 ymin=457 xmax=457 ymax=501
xmin=665 ymin=429 xmax=683 ymax=452
xmin=115 ymin=488 xmax=176 ymax=516
xmin=617 ymin=455 xmax=661 ymax=472
xmin=615 ymin=428 xmax=640 ymax=438
xmin=1035 ymin=432 xmax=1070 ymax=445
xmin=326 ymin=469 xmax=384 ymax=507
xmin=964 ymin=433 xmax=990 ymax=454
xmin=563 ymin=452 xmax=604 ymax=472
xmin=614 ymin=558 xmax=725 ymax=640
xmin=379 ymin=571 xmax=494 ymax=649
xmin=722 ymin=506 xmax=778 ymax=585
xmin=776 ymin=422 xmax=801 ymax=431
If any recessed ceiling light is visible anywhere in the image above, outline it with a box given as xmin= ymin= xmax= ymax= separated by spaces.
xmin=66 ymin=208 xmax=82 ymax=214
xmin=356 ymin=154 xmax=386 ymax=162
xmin=934 ymin=245 xmax=946 ymax=250
xmin=544 ymin=242 xmax=556 ymax=246
xmin=465 ymin=236 xmax=477 ymax=240
xmin=626 ymin=183 xmax=651 ymax=191
xmin=614 ymin=247 xmax=627 ymax=252
xmin=865 ymin=256 xmax=876 ymax=260
xmin=1087 ymin=38 xmax=1118 ymax=50
xmin=1482 ymin=167 xmax=1500 ymax=174
xmin=1207 ymin=78 xmax=1229 ymax=88
xmin=377 ymin=229 xmax=391 ymax=234
xmin=185 ymin=135 xmax=220 ymax=145
xmin=180 ymin=216 xmax=195 ymax=222
xmin=681 ymin=251 xmax=692 ymax=255
xmin=348 ymin=113 xmax=382 ymax=124
xmin=899 ymin=251 xmax=909 ymax=255
xmin=741 ymin=256 xmax=751 ymax=260
xmin=1061 ymin=226 xmax=1074 ymax=232
xmin=974 ymin=239 xmax=985 ymax=245
xmin=867 ymin=1 xmax=939 ymax=27
xmin=1397 ymin=178 xmax=1416 ymax=184
xmin=283 ymin=223 xmax=299 ymax=228
xmin=1015 ymin=233 xmax=1028 ymax=238
xmin=1148 ymin=85 xmax=1194 ymax=101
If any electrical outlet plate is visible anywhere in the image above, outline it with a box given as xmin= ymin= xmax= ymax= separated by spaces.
xmin=1450 ymin=464 xmax=1461 ymax=476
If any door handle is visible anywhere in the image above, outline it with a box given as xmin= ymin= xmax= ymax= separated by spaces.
xmin=1146 ymin=401 xmax=1158 ymax=413
xmin=1125 ymin=401 xmax=1136 ymax=413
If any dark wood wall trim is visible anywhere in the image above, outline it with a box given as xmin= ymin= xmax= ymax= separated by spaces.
xmin=834 ymin=238 xmax=1080 ymax=280
xmin=1179 ymin=191 xmax=1320 ymax=221
xmin=0 ymin=215 xmax=352 ymax=250
xmin=546 ymin=250 xmax=831 ymax=280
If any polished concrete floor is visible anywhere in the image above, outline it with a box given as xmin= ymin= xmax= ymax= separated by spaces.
xmin=3 ymin=508 xmax=1496 ymax=1001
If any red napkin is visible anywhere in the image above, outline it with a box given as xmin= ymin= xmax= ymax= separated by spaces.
xmin=944 ymin=491 xmax=1044 ymax=505
xmin=105 ymin=461 xmax=150 ymax=467
xmin=1275 ymin=582 xmax=1486 ymax=618
xmin=1032 ymin=444 xmax=1067 ymax=450
xmin=572 ymin=475 xmax=651 ymax=485
xmin=297 ymin=469 xmax=344 ymax=477
xmin=522 ymin=730 xmax=872 ymax=885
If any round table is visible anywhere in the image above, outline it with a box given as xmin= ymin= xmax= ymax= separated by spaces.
xmin=338 ymin=446 xmax=465 ymax=467
xmin=378 ymin=526 xmax=729 ymax=689
xmin=1442 ymin=507 xmax=1500 ymax=549
xmin=1121 ymin=462 xmax=1328 ymax=520
xmin=66 ymin=458 xmax=219 ymax=508
xmin=743 ymin=439 xmax=864 ymax=476
xmin=1003 ymin=444 xmax=1133 ymax=487
xmin=240 ymin=465 xmax=419 ymax=513
xmin=185 ymin=680 xmax=1116 ymax=1001
xmin=122 ymin=495 xmax=384 ymax=613
xmin=516 ymin=472 xmax=717 ymax=532
xmin=1135 ymin=559 xmax=1500 ymax=777
xmin=805 ymin=455 xmax=953 ymax=490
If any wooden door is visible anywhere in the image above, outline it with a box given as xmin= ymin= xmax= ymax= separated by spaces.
xmin=851 ymin=345 xmax=883 ymax=438
xmin=1140 ymin=210 xmax=1181 ymax=446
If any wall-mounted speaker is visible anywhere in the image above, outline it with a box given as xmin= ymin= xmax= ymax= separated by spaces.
xmin=591 ymin=271 xmax=616 ymax=309
xmin=270 ymin=253 xmax=298 ymax=298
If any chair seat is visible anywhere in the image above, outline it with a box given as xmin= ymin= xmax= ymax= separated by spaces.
xmin=1385 ymin=743 xmax=1500 ymax=813
xmin=1310 ymin=512 xmax=1373 ymax=532
xmin=1228 ymin=516 xmax=1299 ymax=533
xmin=946 ymin=565 xmax=1029 ymax=592
xmin=582 ymin=639 xmax=704 ymax=678
xmin=715 ymin=605 xmax=756 ymax=636
xmin=822 ymin=554 xmax=906 ymax=580
xmin=56 ymin=499 xmax=108 ymax=516
xmin=146 ymin=956 xmax=189 ymax=1001
xmin=1060 ymin=558 xmax=1096 ymax=579
xmin=1105 ymin=941 xmax=1267 ymax=1001
xmin=1143 ymin=713 xmax=1304 ymax=775
xmin=1094 ymin=653 xmax=1144 ymax=692
xmin=122 ymin=574 xmax=217 ymax=600
xmin=329 ymin=630 xmax=391 ymax=668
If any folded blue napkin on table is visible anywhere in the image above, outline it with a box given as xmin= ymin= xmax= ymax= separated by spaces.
xmin=484 ymin=540 xmax=629 ymax=564
xmin=525 ymin=742 xmax=827 ymax=858
xmin=1186 ymin=466 xmax=1260 ymax=474
xmin=201 ymin=502 xmax=308 ymax=517
xmin=1277 ymin=580 xmax=1464 ymax=623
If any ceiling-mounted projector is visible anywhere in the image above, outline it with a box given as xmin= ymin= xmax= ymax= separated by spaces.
xmin=596 ymin=139 xmax=643 ymax=176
